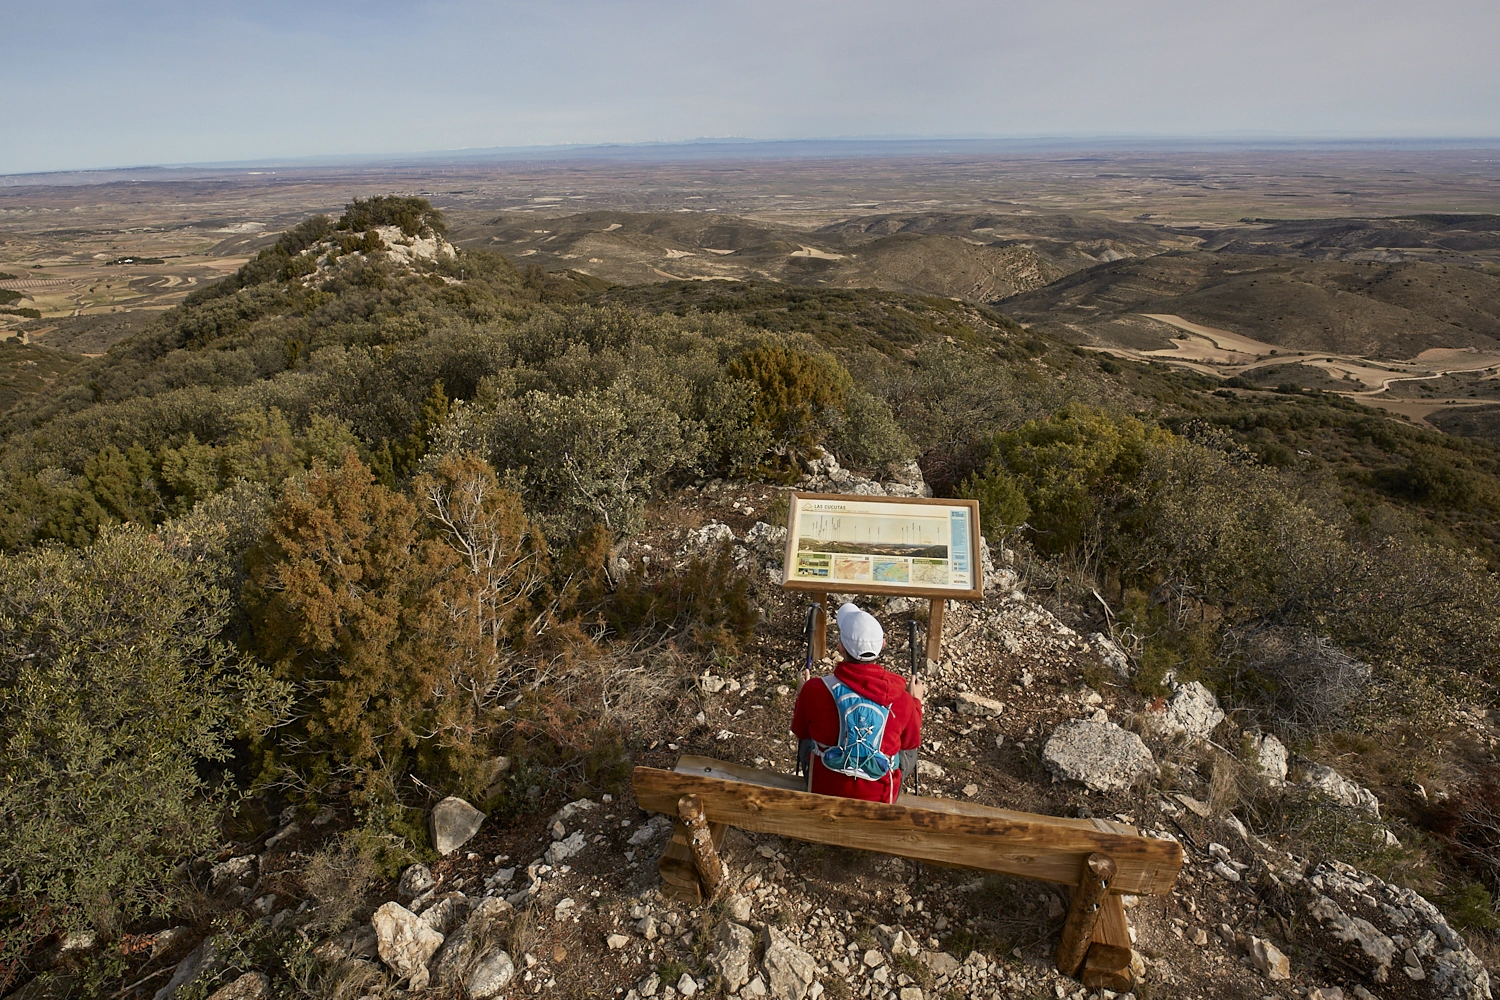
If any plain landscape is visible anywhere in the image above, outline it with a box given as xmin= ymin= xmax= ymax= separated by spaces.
xmin=4 ymin=142 xmax=1500 ymax=1000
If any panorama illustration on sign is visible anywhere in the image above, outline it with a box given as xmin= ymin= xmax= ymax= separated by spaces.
xmin=783 ymin=493 xmax=980 ymax=598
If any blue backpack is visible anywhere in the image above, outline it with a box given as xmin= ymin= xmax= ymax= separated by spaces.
xmin=814 ymin=676 xmax=897 ymax=781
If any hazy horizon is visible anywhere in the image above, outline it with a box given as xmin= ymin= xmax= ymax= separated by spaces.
xmin=8 ymin=0 xmax=1500 ymax=175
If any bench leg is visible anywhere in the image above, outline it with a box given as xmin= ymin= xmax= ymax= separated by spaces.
xmin=657 ymin=814 xmax=728 ymax=905
xmin=678 ymin=793 xmax=726 ymax=900
xmin=1080 ymin=892 xmax=1134 ymax=991
xmin=1055 ymin=852 xmax=1117 ymax=978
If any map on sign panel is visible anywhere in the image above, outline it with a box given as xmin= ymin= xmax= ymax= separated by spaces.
xmin=783 ymin=493 xmax=980 ymax=598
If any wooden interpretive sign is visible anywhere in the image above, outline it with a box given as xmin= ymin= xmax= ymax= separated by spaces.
xmin=782 ymin=492 xmax=982 ymax=662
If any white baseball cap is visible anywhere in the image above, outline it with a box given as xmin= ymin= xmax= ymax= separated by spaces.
xmin=835 ymin=602 xmax=884 ymax=661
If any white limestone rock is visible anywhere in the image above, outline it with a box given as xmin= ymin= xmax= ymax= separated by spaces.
xmin=372 ymin=901 xmax=445 ymax=989
xmin=1042 ymin=717 xmax=1156 ymax=793
xmin=1252 ymin=733 xmax=1289 ymax=783
xmin=761 ymin=925 xmax=818 ymax=1000
xmin=1250 ymin=937 xmax=1291 ymax=980
xmin=955 ymin=692 xmax=1005 ymax=718
xmin=205 ymin=972 xmax=268 ymax=1000
xmin=465 ymin=948 xmax=515 ymax=998
xmin=1159 ymin=681 xmax=1225 ymax=739
xmin=708 ymin=921 xmax=756 ymax=993
xmin=1298 ymin=761 xmax=1381 ymax=817
xmin=1088 ymin=633 xmax=1131 ymax=676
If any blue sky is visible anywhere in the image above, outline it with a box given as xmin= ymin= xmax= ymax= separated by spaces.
xmin=5 ymin=0 xmax=1499 ymax=174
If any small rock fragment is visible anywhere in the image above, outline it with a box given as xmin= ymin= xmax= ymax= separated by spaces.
xmin=398 ymin=863 xmax=435 ymax=900
xmin=466 ymin=949 xmax=516 ymax=998
xmin=205 ymin=972 xmax=268 ymax=1000
xmin=1250 ymin=936 xmax=1291 ymax=981
xmin=430 ymin=796 xmax=486 ymax=856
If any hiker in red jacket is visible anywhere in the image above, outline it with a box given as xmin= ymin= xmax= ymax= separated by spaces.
xmin=791 ymin=602 xmax=925 ymax=803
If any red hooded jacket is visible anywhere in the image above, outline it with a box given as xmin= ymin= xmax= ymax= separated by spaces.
xmin=790 ymin=659 xmax=923 ymax=803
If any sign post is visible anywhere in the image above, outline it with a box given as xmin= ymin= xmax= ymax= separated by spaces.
xmin=782 ymin=492 xmax=983 ymax=666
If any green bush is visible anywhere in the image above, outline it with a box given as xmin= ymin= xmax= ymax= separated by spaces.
xmin=245 ymin=453 xmax=552 ymax=808
xmin=0 ymin=528 xmax=263 ymax=948
xmin=823 ymin=388 xmax=914 ymax=471
xmin=961 ymin=404 xmax=1175 ymax=556
xmin=336 ymin=196 xmax=446 ymax=238
xmin=490 ymin=386 xmax=703 ymax=536
xmin=726 ymin=344 xmax=851 ymax=474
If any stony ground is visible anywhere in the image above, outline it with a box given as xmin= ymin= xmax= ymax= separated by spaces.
xmin=20 ymin=460 xmax=1496 ymax=1000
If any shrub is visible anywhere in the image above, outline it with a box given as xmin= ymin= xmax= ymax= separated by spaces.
xmin=961 ymin=404 xmax=1174 ymax=557
xmin=823 ymin=388 xmax=914 ymax=471
xmin=336 ymin=196 xmax=446 ymax=238
xmin=601 ymin=541 xmax=756 ymax=654
xmin=1219 ymin=627 xmax=1371 ymax=737
xmin=489 ymin=386 xmax=703 ymax=536
xmin=0 ymin=528 xmax=258 ymax=967
xmin=725 ymin=344 xmax=850 ymax=473
xmin=1421 ymin=767 xmax=1500 ymax=910
xmin=245 ymin=453 xmax=550 ymax=810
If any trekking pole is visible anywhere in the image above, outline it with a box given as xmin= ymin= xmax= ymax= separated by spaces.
xmin=908 ymin=617 xmax=920 ymax=796
xmin=908 ymin=615 xmax=924 ymax=890
xmin=804 ymin=604 xmax=819 ymax=674
xmin=798 ymin=604 xmax=818 ymax=779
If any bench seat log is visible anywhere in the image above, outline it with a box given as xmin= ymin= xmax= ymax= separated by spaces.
xmin=634 ymin=756 xmax=1183 ymax=897
xmin=1081 ymin=892 xmax=1134 ymax=991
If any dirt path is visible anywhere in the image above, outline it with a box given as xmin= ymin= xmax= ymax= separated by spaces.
xmin=1140 ymin=313 xmax=1282 ymax=359
xmin=1343 ymin=396 xmax=1500 ymax=429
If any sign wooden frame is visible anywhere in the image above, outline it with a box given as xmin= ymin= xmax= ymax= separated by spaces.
xmin=781 ymin=492 xmax=983 ymax=601
xmin=781 ymin=492 xmax=982 ymax=662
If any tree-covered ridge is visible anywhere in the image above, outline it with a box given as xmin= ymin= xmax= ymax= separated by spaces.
xmin=0 ymin=199 xmax=928 ymax=550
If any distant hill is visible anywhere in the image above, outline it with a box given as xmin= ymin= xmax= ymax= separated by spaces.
xmin=1184 ymin=214 xmax=1500 ymax=263
xmin=1000 ymin=250 xmax=1500 ymax=359
xmin=446 ymin=210 xmax=1179 ymax=303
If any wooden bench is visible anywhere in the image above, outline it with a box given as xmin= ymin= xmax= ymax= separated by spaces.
xmin=633 ymin=756 xmax=1183 ymax=990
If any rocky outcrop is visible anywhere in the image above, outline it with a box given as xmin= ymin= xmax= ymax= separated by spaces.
xmin=372 ymin=225 xmax=456 ymax=264
xmin=800 ymin=451 xmax=930 ymax=498
xmin=1043 ymin=716 xmax=1156 ymax=793
xmin=1299 ymin=860 xmax=1491 ymax=999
